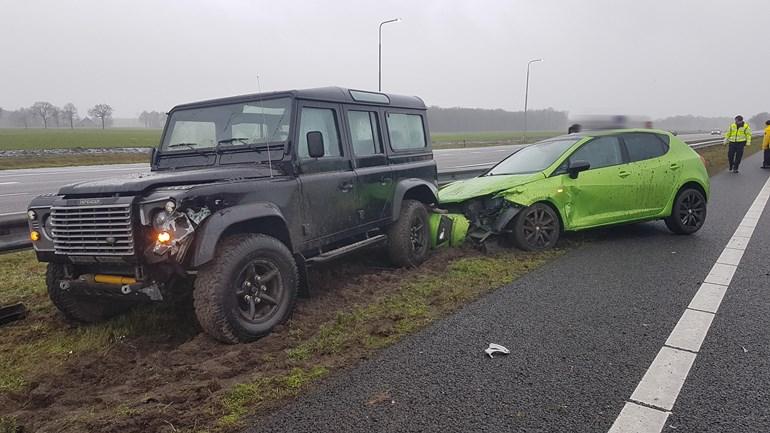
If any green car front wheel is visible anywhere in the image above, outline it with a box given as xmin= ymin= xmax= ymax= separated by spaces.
xmin=511 ymin=203 xmax=561 ymax=251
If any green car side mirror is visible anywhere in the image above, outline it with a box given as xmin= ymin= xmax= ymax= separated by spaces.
xmin=568 ymin=160 xmax=591 ymax=179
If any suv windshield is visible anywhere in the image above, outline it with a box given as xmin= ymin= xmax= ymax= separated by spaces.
xmin=161 ymin=97 xmax=292 ymax=152
xmin=486 ymin=138 xmax=579 ymax=176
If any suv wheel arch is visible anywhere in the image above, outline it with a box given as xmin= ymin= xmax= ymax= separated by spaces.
xmin=391 ymin=179 xmax=438 ymax=221
xmin=189 ymin=203 xmax=294 ymax=268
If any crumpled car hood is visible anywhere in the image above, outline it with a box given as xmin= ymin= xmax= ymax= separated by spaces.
xmin=439 ymin=172 xmax=544 ymax=203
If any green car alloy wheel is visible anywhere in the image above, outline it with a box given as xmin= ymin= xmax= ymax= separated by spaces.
xmin=437 ymin=129 xmax=710 ymax=250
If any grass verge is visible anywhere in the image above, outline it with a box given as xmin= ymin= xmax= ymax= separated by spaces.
xmin=216 ymin=247 xmax=562 ymax=430
xmin=695 ymin=142 xmax=763 ymax=176
xmin=0 ymin=245 xmax=563 ymax=432
xmin=0 ymin=153 xmax=149 ymax=170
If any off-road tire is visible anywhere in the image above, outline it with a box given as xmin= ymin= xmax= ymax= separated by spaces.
xmin=193 ymin=234 xmax=298 ymax=344
xmin=387 ymin=199 xmax=430 ymax=267
xmin=665 ymin=187 xmax=707 ymax=235
xmin=511 ymin=203 xmax=561 ymax=251
xmin=46 ymin=263 xmax=131 ymax=323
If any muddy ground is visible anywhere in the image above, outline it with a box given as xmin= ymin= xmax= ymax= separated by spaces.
xmin=0 ymin=245 xmax=525 ymax=433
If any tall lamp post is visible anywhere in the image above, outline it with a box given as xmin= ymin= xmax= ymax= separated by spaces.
xmin=379 ymin=18 xmax=401 ymax=91
xmin=523 ymin=58 xmax=542 ymax=142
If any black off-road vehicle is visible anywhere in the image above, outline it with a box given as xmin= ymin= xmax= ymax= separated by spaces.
xmin=27 ymin=87 xmax=438 ymax=343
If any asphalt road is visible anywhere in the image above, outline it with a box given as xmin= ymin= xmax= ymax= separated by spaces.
xmin=246 ymin=152 xmax=770 ymax=433
xmin=0 ymin=134 xmax=723 ymax=216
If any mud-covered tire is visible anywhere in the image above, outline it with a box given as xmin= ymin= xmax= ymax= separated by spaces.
xmin=46 ymin=263 xmax=131 ymax=323
xmin=193 ymin=234 xmax=297 ymax=344
xmin=386 ymin=200 xmax=431 ymax=268
xmin=511 ymin=203 xmax=561 ymax=251
xmin=665 ymin=187 xmax=707 ymax=235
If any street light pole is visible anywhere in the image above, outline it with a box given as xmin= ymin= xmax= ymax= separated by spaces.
xmin=379 ymin=18 xmax=401 ymax=92
xmin=523 ymin=58 xmax=542 ymax=142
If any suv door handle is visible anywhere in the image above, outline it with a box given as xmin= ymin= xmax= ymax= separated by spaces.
xmin=618 ymin=170 xmax=631 ymax=178
xmin=379 ymin=176 xmax=392 ymax=185
xmin=670 ymin=163 xmax=681 ymax=170
xmin=338 ymin=181 xmax=354 ymax=192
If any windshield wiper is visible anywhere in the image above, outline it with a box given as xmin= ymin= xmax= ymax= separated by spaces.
xmin=165 ymin=142 xmax=213 ymax=157
xmin=217 ymin=137 xmax=250 ymax=146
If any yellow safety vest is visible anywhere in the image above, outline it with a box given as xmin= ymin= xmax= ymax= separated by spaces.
xmin=725 ymin=123 xmax=752 ymax=145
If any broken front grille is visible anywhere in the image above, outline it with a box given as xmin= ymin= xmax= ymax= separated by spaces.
xmin=51 ymin=204 xmax=135 ymax=256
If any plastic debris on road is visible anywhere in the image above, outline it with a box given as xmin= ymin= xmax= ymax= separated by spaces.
xmin=484 ymin=343 xmax=510 ymax=358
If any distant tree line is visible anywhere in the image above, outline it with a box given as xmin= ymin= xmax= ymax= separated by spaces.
xmin=138 ymin=111 xmax=167 ymax=128
xmin=0 ymin=102 xmax=114 ymax=129
xmin=654 ymin=113 xmax=770 ymax=132
xmin=427 ymin=106 xmax=569 ymax=133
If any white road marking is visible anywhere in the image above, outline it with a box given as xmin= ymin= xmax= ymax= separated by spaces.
xmin=451 ymin=163 xmax=495 ymax=169
xmin=0 ymin=192 xmax=34 ymax=198
xmin=664 ymin=309 xmax=714 ymax=352
xmin=703 ymin=263 xmax=737 ymax=286
xmin=688 ymin=283 xmax=727 ymax=314
xmin=715 ymin=248 xmax=744 ymax=266
xmin=608 ymin=402 xmax=670 ymax=433
xmin=609 ymin=173 xmax=770 ymax=432
xmin=629 ymin=347 xmax=697 ymax=411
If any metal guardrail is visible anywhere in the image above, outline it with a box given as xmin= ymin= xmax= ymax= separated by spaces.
xmin=1 ymin=133 xmax=763 ymax=254
xmin=0 ymin=214 xmax=31 ymax=254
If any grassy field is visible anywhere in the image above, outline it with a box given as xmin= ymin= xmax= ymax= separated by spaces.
xmin=0 ymin=128 xmax=161 ymax=150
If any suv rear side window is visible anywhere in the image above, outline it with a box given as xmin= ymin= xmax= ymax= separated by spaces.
xmin=623 ymin=133 xmax=668 ymax=162
xmin=387 ymin=113 xmax=426 ymax=150
xmin=569 ymin=136 xmax=623 ymax=170
xmin=347 ymin=111 xmax=382 ymax=156
xmin=298 ymin=107 xmax=341 ymax=158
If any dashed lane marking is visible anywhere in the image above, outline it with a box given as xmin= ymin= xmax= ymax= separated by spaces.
xmin=608 ymin=173 xmax=770 ymax=432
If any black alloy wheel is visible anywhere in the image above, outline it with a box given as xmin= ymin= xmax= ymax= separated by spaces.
xmin=235 ymin=259 xmax=284 ymax=325
xmin=665 ymin=188 xmax=707 ymax=234
xmin=512 ymin=203 xmax=561 ymax=251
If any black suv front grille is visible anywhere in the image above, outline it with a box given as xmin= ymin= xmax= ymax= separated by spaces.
xmin=50 ymin=204 xmax=135 ymax=256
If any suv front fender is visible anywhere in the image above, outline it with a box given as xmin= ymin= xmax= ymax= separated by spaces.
xmin=189 ymin=202 xmax=292 ymax=268
xmin=392 ymin=179 xmax=438 ymax=221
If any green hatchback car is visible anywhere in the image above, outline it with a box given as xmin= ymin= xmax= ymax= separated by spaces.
xmin=438 ymin=129 xmax=710 ymax=250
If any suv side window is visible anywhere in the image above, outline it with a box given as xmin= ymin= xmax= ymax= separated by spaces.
xmin=387 ymin=112 xmax=426 ymax=150
xmin=623 ymin=132 xmax=669 ymax=162
xmin=298 ymin=107 xmax=342 ymax=158
xmin=569 ymin=136 xmax=623 ymax=170
xmin=347 ymin=110 xmax=382 ymax=156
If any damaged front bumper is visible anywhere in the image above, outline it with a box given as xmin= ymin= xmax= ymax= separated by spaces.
xmin=429 ymin=197 xmax=523 ymax=247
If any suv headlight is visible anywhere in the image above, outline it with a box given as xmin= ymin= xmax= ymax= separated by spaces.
xmin=152 ymin=209 xmax=170 ymax=229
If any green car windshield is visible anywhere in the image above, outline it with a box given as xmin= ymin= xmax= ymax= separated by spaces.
xmin=486 ymin=138 xmax=579 ymax=176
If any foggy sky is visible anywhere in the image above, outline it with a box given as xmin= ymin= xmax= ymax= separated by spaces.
xmin=1 ymin=0 xmax=768 ymax=119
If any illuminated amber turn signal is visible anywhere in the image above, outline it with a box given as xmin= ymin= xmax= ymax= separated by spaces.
xmin=157 ymin=231 xmax=172 ymax=243
xmin=30 ymin=230 xmax=41 ymax=241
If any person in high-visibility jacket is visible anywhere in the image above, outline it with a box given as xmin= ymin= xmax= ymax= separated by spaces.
xmin=762 ymin=120 xmax=770 ymax=168
xmin=724 ymin=115 xmax=752 ymax=173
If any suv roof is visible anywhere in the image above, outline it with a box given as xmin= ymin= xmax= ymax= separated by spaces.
xmin=171 ymin=86 xmax=427 ymax=111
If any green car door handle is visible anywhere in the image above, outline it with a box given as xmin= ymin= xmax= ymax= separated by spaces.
xmin=379 ymin=176 xmax=393 ymax=185
xmin=618 ymin=170 xmax=631 ymax=178
xmin=670 ymin=163 xmax=681 ymax=170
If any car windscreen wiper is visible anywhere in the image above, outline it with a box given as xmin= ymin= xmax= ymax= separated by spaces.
xmin=165 ymin=142 xmax=213 ymax=157
xmin=217 ymin=137 xmax=250 ymax=146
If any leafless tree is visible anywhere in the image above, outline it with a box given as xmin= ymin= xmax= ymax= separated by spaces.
xmin=31 ymin=101 xmax=57 ymax=128
xmin=139 ymin=110 xmax=149 ymax=128
xmin=62 ymin=103 xmax=78 ymax=129
xmin=88 ymin=104 xmax=113 ymax=129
